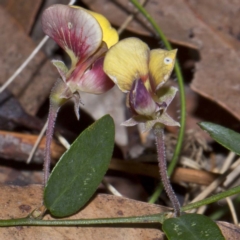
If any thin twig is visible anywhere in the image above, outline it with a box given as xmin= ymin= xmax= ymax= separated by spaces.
xmin=117 ymin=0 xmax=146 ymax=35
xmin=226 ymin=196 xmax=238 ymax=225
xmin=190 ymin=158 xmax=240 ymax=204
xmin=68 ymin=0 xmax=76 ymax=5
xmin=193 ymin=152 xmax=236 ymax=214
xmin=102 ymin=179 xmax=123 ymax=197
xmin=196 ymin=205 xmax=207 ymax=215
xmin=0 ymin=36 xmax=49 ymax=93
xmin=153 ymin=124 xmax=181 ymax=217
xmin=56 ymin=133 xmax=70 ymax=149
xmin=27 ymin=121 xmax=48 ymax=164
xmin=220 ymin=152 xmax=236 ymax=174
xmin=181 ymin=185 xmax=240 ymax=212
xmin=223 ymin=163 xmax=240 ymax=188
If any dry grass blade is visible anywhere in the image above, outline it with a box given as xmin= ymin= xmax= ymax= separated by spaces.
xmin=117 ymin=0 xmax=146 ymax=35
xmin=220 ymin=152 xmax=236 ymax=174
xmin=102 ymin=179 xmax=123 ymax=197
xmin=27 ymin=121 xmax=48 ymax=164
xmin=190 ymin=157 xmax=240 ymax=204
xmin=0 ymin=36 xmax=49 ymax=94
xmin=226 ymin=197 xmax=238 ymax=225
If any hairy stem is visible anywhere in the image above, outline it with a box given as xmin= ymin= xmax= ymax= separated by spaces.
xmin=43 ymin=79 xmax=69 ymax=186
xmin=43 ymin=102 xmax=59 ymax=186
xmin=0 ymin=213 xmax=166 ymax=227
xmin=153 ymin=124 xmax=181 ymax=217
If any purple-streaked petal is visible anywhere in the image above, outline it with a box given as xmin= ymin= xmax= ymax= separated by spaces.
xmin=129 ymin=79 xmax=157 ymax=117
xmin=70 ymin=57 xmax=114 ymax=94
xmin=66 ymin=42 xmax=108 ymax=84
xmin=42 ymin=4 xmax=102 ymax=68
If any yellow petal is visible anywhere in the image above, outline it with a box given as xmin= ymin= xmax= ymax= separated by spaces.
xmin=103 ymin=38 xmax=150 ymax=92
xmin=71 ymin=6 xmax=118 ymax=48
xmin=149 ymin=49 xmax=177 ymax=91
xmin=86 ymin=10 xmax=118 ymax=48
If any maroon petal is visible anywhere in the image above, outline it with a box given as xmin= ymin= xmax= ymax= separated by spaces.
xmin=71 ymin=57 xmax=114 ymax=94
xmin=42 ymin=4 xmax=102 ymax=66
xmin=67 ymin=42 xmax=108 ymax=84
xmin=129 ymin=79 xmax=157 ymax=117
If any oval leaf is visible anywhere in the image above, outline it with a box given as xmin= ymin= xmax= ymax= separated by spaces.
xmin=163 ymin=213 xmax=225 ymax=240
xmin=199 ymin=122 xmax=240 ymax=155
xmin=44 ymin=114 xmax=115 ymax=217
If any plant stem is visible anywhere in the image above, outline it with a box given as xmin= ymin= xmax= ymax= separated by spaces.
xmin=181 ymin=184 xmax=240 ymax=212
xmin=43 ymin=102 xmax=59 ymax=186
xmin=43 ymin=79 xmax=70 ymax=186
xmin=153 ymin=124 xmax=181 ymax=217
xmin=0 ymin=213 xmax=166 ymax=227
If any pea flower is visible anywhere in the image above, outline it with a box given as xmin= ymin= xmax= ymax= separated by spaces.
xmin=103 ymin=38 xmax=181 ymax=216
xmin=103 ymin=37 xmax=179 ymax=131
xmin=41 ymin=4 xmax=118 ymax=185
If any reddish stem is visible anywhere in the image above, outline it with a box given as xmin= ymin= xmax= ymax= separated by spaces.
xmin=153 ymin=124 xmax=181 ymax=217
xmin=43 ymin=102 xmax=59 ymax=186
xmin=43 ymin=79 xmax=70 ymax=186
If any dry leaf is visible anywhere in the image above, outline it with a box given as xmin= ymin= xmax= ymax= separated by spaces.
xmin=0 ymin=166 xmax=42 ymax=185
xmin=81 ymin=0 xmax=198 ymax=49
xmin=186 ymin=0 xmax=240 ymax=42
xmin=83 ymin=0 xmax=240 ymax=50
xmin=0 ymin=0 xmax=42 ymax=33
xmin=217 ymin=221 xmax=240 ymax=240
xmin=0 ymin=185 xmax=167 ymax=240
xmin=0 ymin=90 xmax=43 ymax=131
xmin=183 ymin=1 xmax=240 ymax=121
xmin=0 ymin=6 xmax=58 ymax=115
xmin=0 ymin=131 xmax=64 ymax=163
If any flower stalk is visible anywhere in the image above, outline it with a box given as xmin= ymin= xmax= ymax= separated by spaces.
xmin=41 ymin=4 xmax=118 ymax=185
xmin=153 ymin=124 xmax=181 ymax=217
xmin=43 ymin=79 xmax=69 ymax=185
xmin=103 ymin=37 xmax=181 ymax=216
xmin=44 ymin=104 xmax=59 ymax=185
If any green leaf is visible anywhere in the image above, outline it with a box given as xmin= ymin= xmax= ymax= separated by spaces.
xmin=163 ymin=214 xmax=225 ymax=240
xmin=44 ymin=114 xmax=115 ymax=217
xmin=199 ymin=122 xmax=240 ymax=155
